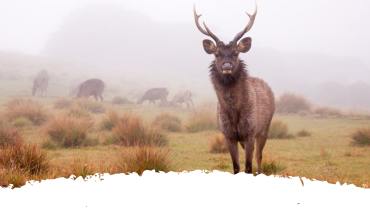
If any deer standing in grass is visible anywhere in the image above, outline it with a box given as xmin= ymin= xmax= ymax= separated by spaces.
xmin=193 ymin=3 xmax=275 ymax=174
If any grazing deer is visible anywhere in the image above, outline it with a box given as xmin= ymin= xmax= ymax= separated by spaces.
xmin=193 ymin=3 xmax=275 ymax=174
xmin=32 ymin=69 xmax=49 ymax=96
xmin=77 ymin=78 xmax=105 ymax=102
xmin=137 ymin=88 xmax=169 ymax=106
xmin=170 ymin=90 xmax=194 ymax=108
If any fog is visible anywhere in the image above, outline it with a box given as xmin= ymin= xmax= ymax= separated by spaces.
xmin=1 ymin=0 xmax=370 ymax=111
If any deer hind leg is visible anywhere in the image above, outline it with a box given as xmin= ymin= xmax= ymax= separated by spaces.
xmin=93 ymin=94 xmax=98 ymax=101
xmin=226 ymin=138 xmax=240 ymax=174
xmin=244 ymin=138 xmax=255 ymax=174
xmin=256 ymin=130 xmax=268 ymax=174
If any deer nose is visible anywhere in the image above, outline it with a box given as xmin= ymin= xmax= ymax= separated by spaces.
xmin=222 ymin=63 xmax=233 ymax=70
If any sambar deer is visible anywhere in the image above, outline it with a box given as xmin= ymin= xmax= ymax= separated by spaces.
xmin=193 ymin=3 xmax=275 ymax=174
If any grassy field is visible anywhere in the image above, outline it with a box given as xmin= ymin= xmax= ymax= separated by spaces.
xmin=0 ymin=79 xmax=370 ymax=189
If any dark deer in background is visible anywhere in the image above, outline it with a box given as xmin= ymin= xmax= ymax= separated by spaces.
xmin=32 ymin=69 xmax=49 ymax=96
xmin=170 ymin=90 xmax=194 ymax=108
xmin=77 ymin=78 xmax=105 ymax=101
xmin=193 ymin=3 xmax=275 ymax=174
xmin=137 ymin=88 xmax=169 ymax=106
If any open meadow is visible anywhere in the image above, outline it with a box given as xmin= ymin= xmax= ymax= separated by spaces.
xmin=1 ymin=77 xmax=370 ymax=189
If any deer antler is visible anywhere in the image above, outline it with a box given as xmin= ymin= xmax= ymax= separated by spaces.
xmin=232 ymin=2 xmax=258 ymax=43
xmin=193 ymin=4 xmax=220 ymax=43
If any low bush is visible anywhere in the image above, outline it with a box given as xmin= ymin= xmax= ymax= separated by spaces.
xmin=275 ymin=93 xmax=311 ymax=114
xmin=209 ymin=135 xmax=228 ymax=154
xmin=185 ymin=110 xmax=217 ymax=133
xmin=0 ymin=138 xmax=49 ymax=176
xmin=0 ymin=126 xmax=22 ymax=147
xmin=268 ymin=119 xmax=294 ymax=139
xmin=297 ymin=129 xmax=312 ymax=137
xmin=10 ymin=117 xmax=32 ymax=128
xmin=44 ymin=115 xmax=94 ymax=148
xmin=4 ymin=98 xmax=48 ymax=125
xmin=66 ymin=106 xmax=91 ymax=119
xmin=114 ymin=144 xmax=175 ymax=176
xmin=53 ymin=97 xmax=74 ymax=109
xmin=76 ymin=99 xmax=106 ymax=114
xmin=65 ymin=157 xmax=98 ymax=180
xmin=110 ymin=112 xmax=167 ymax=146
xmin=350 ymin=127 xmax=370 ymax=146
xmin=100 ymin=108 xmax=126 ymax=131
xmin=152 ymin=112 xmax=182 ymax=132
xmin=253 ymin=156 xmax=286 ymax=176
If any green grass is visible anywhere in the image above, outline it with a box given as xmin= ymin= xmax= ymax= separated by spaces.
xmin=1 ymin=79 xmax=370 ymax=188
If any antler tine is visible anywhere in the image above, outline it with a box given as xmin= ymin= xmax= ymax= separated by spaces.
xmin=193 ymin=4 xmax=220 ymax=43
xmin=232 ymin=2 xmax=258 ymax=43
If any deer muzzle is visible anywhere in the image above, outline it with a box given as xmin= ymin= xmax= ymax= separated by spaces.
xmin=222 ymin=63 xmax=233 ymax=74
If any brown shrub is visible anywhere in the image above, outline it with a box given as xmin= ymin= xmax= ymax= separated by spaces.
xmin=76 ymin=99 xmax=106 ymax=114
xmin=53 ymin=97 xmax=74 ymax=109
xmin=152 ymin=112 xmax=182 ymax=132
xmin=297 ymin=129 xmax=312 ymax=137
xmin=110 ymin=113 xmax=167 ymax=146
xmin=44 ymin=115 xmax=94 ymax=148
xmin=185 ymin=109 xmax=217 ymax=133
xmin=114 ymin=144 xmax=175 ymax=176
xmin=4 ymin=98 xmax=48 ymax=125
xmin=350 ymin=127 xmax=370 ymax=146
xmin=0 ymin=127 xmax=22 ymax=147
xmin=268 ymin=119 xmax=294 ymax=139
xmin=65 ymin=157 xmax=98 ymax=180
xmin=275 ymin=93 xmax=311 ymax=114
xmin=100 ymin=108 xmax=127 ymax=131
xmin=314 ymin=107 xmax=342 ymax=117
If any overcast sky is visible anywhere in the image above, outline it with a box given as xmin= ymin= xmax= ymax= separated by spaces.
xmin=1 ymin=0 xmax=370 ymax=66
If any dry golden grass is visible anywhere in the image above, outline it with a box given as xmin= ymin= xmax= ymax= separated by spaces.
xmin=268 ymin=119 xmax=294 ymax=139
xmin=100 ymin=108 xmax=126 ymax=131
xmin=152 ymin=112 xmax=182 ymax=132
xmin=343 ymin=148 xmax=363 ymax=157
xmin=209 ymin=135 xmax=228 ymax=154
xmin=44 ymin=115 xmax=94 ymax=148
xmin=185 ymin=109 xmax=217 ymax=133
xmin=110 ymin=113 xmax=167 ymax=146
xmin=3 ymin=98 xmax=48 ymax=125
xmin=297 ymin=129 xmax=312 ymax=137
xmin=315 ymin=107 xmax=342 ymax=117
xmin=114 ymin=144 xmax=175 ymax=176
xmin=76 ymin=98 xmax=106 ymax=114
xmin=53 ymin=97 xmax=74 ymax=109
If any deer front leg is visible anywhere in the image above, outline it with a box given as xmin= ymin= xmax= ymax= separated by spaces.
xmin=225 ymin=138 xmax=240 ymax=174
xmin=244 ymin=138 xmax=255 ymax=174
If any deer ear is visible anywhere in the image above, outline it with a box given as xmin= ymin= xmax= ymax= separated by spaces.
xmin=203 ymin=39 xmax=216 ymax=54
xmin=238 ymin=37 xmax=252 ymax=53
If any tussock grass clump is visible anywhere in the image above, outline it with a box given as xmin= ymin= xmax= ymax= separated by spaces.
xmin=4 ymin=98 xmax=48 ymax=125
xmin=152 ymin=112 xmax=182 ymax=132
xmin=112 ymin=96 xmax=131 ymax=105
xmin=44 ymin=115 xmax=94 ymax=148
xmin=185 ymin=110 xmax=217 ymax=133
xmin=100 ymin=108 xmax=127 ymax=131
xmin=53 ymin=97 xmax=74 ymax=109
xmin=268 ymin=119 xmax=294 ymax=139
xmin=10 ymin=117 xmax=32 ymax=128
xmin=253 ymin=157 xmax=286 ymax=176
xmin=76 ymin=99 xmax=106 ymax=114
xmin=110 ymin=113 xmax=167 ymax=146
xmin=297 ymin=129 xmax=312 ymax=137
xmin=275 ymin=93 xmax=311 ymax=114
xmin=0 ymin=126 xmax=22 ymax=147
xmin=66 ymin=106 xmax=91 ymax=119
xmin=315 ymin=107 xmax=342 ymax=117
xmin=114 ymin=144 xmax=175 ymax=176
xmin=65 ymin=157 xmax=98 ymax=180
xmin=209 ymin=135 xmax=228 ymax=154
xmin=0 ymin=139 xmax=49 ymax=176
xmin=0 ymin=167 xmax=28 ymax=188
xmin=319 ymin=148 xmax=331 ymax=159
xmin=350 ymin=127 xmax=370 ymax=146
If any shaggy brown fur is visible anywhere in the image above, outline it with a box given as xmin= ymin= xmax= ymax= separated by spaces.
xmin=193 ymin=4 xmax=275 ymax=174
xmin=77 ymin=78 xmax=105 ymax=102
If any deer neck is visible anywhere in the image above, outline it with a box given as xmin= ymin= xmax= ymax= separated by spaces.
xmin=210 ymin=61 xmax=249 ymax=119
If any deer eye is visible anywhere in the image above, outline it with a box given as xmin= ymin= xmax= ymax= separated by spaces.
xmin=215 ymin=54 xmax=219 ymax=58
xmin=234 ymin=53 xmax=239 ymax=57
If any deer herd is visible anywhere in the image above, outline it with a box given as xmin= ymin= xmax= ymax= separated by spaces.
xmin=30 ymin=3 xmax=274 ymax=175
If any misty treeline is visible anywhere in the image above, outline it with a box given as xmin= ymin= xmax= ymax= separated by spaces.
xmin=1 ymin=3 xmax=370 ymax=110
